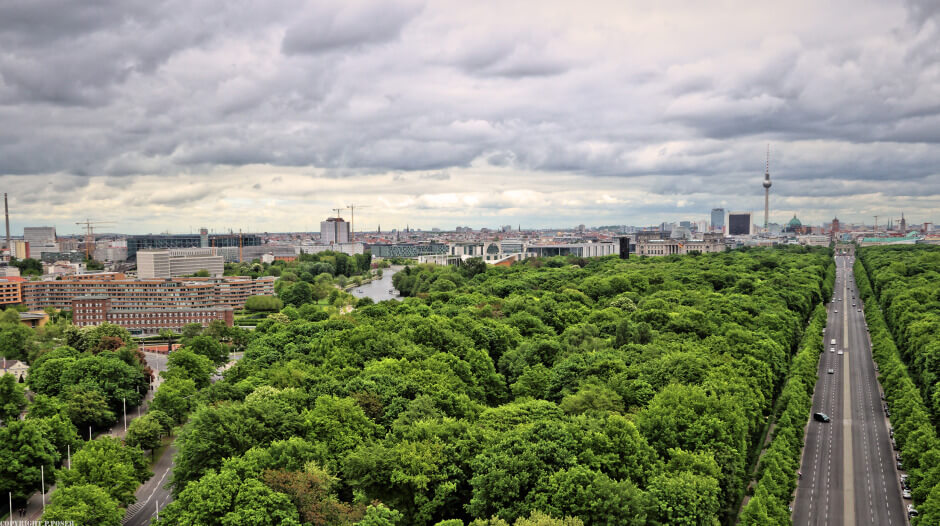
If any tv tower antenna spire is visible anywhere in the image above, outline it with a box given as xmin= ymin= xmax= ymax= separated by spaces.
xmin=762 ymin=145 xmax=772 ymax=231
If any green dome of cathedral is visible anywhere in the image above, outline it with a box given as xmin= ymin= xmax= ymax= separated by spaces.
xmin=788 ymin=215 xmax=802 ymax=228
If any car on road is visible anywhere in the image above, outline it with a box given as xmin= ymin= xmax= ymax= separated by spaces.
xmin=831 ymin=339 xmax=837 ymax=345
xmin=830 ymin=347 xmax=835 ymax=352
xmin=903 ymin=489 xmax=912 ymax=499
xmin=838 ymin=350 xmax=843 ymax=355
xmin=827 ymin=368 xmax=835 ymax=374
xmin=857 ymin=309 xmax=861 ymax=312
xmin=908 ymin=504 xmax=918 ymax=518
xmin=813 ymin=412 xmax=831 ymax=422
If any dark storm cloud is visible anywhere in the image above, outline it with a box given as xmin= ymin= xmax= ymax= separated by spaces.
xmin=0 ymin=0 xmax=936 ymax=229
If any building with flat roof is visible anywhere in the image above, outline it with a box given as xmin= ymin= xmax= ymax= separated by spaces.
xmin=20 ymin=275 xmax=275 ymax=311
xmin=0 ymin=277 xmax=23 ymax=306
xmin=137 ymin=249 xmax=224 ymax=279
xmin=72 ymin=295 xmax=234 ymax=334
xmin=728 ymin=212 xmax=753 ymax=236
xmin=127 ymin=233 xmax=262 ymax=260
xmin=24 ymin=227 xmax=56 ymax=245
xmin=320 ymin=218 xmax=351 ymax=244
xmin=711 ymin=208 xmax=725 ymax=232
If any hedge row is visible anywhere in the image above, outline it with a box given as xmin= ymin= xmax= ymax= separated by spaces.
xmin=854 ymin=258 xmax=940 ymax=524
xmin=739 ymin=304 xmax=827 ymax=525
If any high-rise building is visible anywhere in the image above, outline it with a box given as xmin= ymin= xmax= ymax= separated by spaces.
xmin=900 ymin=213 xmax=906 ymax=232
xmin=711 ymin=208 xmax=726 ymax=232
xmin=320 ymin=218 xmax=351 ymax=244
xmin=762 ymin=148 xmax=772 ymax=230
xmin=728 ymin=212 xmax=753 ymax=236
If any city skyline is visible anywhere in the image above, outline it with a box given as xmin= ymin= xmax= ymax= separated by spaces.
xmin=0 ymin=1 xmax=938 ymax=232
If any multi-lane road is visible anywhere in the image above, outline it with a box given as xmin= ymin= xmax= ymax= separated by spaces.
xmin=792 ymin=255 xmax=907 ymax=525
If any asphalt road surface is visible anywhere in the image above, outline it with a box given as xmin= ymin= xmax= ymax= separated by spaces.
xmin=792 ymin=255 xmax=907 ymax=525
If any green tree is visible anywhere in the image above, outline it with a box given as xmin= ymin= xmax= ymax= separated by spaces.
xmin=187 ymin=334 xmax=229 ymax=366
xmin=58 ymin=436 xmax=150 ymax=506
xmin=82 ymin=323 xmax=133 ymax=353
xmin=245 ymin=295 xmax=284 ymax=312
xmin=355 ymin=504 xmax=403 ymax=526
xmin=648 ymin=470 xmax=721 ymax=526
xmin=0 ymin=419 xmax=58 ymax=500
xmin=42 ymin=484 xmax=123 ymax=526
xmin=181 ymin=322 xmax=204 ymax=341
xmin=151 ymin=377 xmax=199 ymax=423
xmin=0 ymin=373 xmax=27 ymax=424
xmin=0 ymin=322 xmax=34 ymax=361
xmin=163 ymin=348 xmax=213 ymax=388
xmin=63 ymin=385 xmax=117 ymax=430
xmin=126 ymin=412 xmax=166 ymax=456
xmin=156 ymin=468 xmax=302 ymax=526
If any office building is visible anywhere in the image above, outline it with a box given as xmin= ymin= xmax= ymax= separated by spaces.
xmin=711 ymin=208 xmax=726 ymax=232
xmin=137 ymin=249 xmax=224 ymax=279
xmin=126 ymin=232 xmax=262 ymax=260
xmin=369 ymin=243 xmax=448 ymax=258
xmin=24 ymin=227 xmax=56 ymax=246
xmin=320 ymin=218 xmax=351 ymax=244
xmin=728 ymin=212 xmax=754 ymax=236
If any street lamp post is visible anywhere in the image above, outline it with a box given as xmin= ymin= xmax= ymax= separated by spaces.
xmin=123 ymin=397 xmax=127 ymax=433
xmin=40 ymin=465 xmax=45 ymax=511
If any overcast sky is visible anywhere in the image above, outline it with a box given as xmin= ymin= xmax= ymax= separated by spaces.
xmin=1 ymin=0 xmax=938 ymax=235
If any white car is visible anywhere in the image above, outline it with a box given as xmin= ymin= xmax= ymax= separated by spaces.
xmin=830 ymin=347 xmax=835 ymax=352
xmin=903 ymin=489 xmax=912 ymax=499
xmin=838 ymin=351 xmax=843 ymax=355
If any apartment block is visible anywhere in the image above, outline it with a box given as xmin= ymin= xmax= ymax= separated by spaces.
xmin=0 ymin=277 xmax=23 ymax=306
xmin=72 ymin=295 xmax=234 ymax=333
xmin=21 ymin=276 xmax=275 ymax=311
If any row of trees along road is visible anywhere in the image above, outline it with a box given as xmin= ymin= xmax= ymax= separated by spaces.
xmin=0 ymin=316 xmax=242 ymax=525
xmin=856 ymin=247 xmax=940 ymax=524
xmin=157 ymin=246 xmax=832 ymax=525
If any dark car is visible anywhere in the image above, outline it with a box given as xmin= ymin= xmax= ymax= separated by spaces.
xmin=813 ymin=412 xmax=831 ymax=423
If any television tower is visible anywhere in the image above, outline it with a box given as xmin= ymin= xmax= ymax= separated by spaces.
xmin=762 ymin=145 xmax=772 ymax=231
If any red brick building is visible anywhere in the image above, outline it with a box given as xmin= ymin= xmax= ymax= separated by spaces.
xmin=72 ymin=295 xmax=234 ymax=334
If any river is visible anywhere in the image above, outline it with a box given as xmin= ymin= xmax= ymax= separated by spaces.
xmin=350 ymin=265 xmax=403 ymax=302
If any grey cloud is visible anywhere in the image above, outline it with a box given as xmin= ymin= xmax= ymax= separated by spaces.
xmin=281 ymin=1 xmax=421 ymax=55
xmin=0 ymin=1 xmax=936 ymax=229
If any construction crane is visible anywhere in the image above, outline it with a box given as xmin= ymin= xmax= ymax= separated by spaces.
xmin=75 ymin=219 xmax=115 ymax=259
xmin=346 ymin=204 xmax=370 ymax=241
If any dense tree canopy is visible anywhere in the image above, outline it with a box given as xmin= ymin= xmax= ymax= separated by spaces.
xmin=856 ymin=247 xmax=940 ymax=523
xmin=160 ymin=246 xmax=834 ymax=524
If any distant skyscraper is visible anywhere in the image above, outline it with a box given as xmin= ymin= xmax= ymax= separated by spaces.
xmin=900 ymin=213 xmax=906 ymax=232
xmin=728 ymin=212 xmax=753 ymax=236
xmin=762 ymin=146 xmax=772 ymax=230
xmin=320 ymin=217 xmax=350 ymax=244
xmin=711 ymin=208 xmax=726 ymax=232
